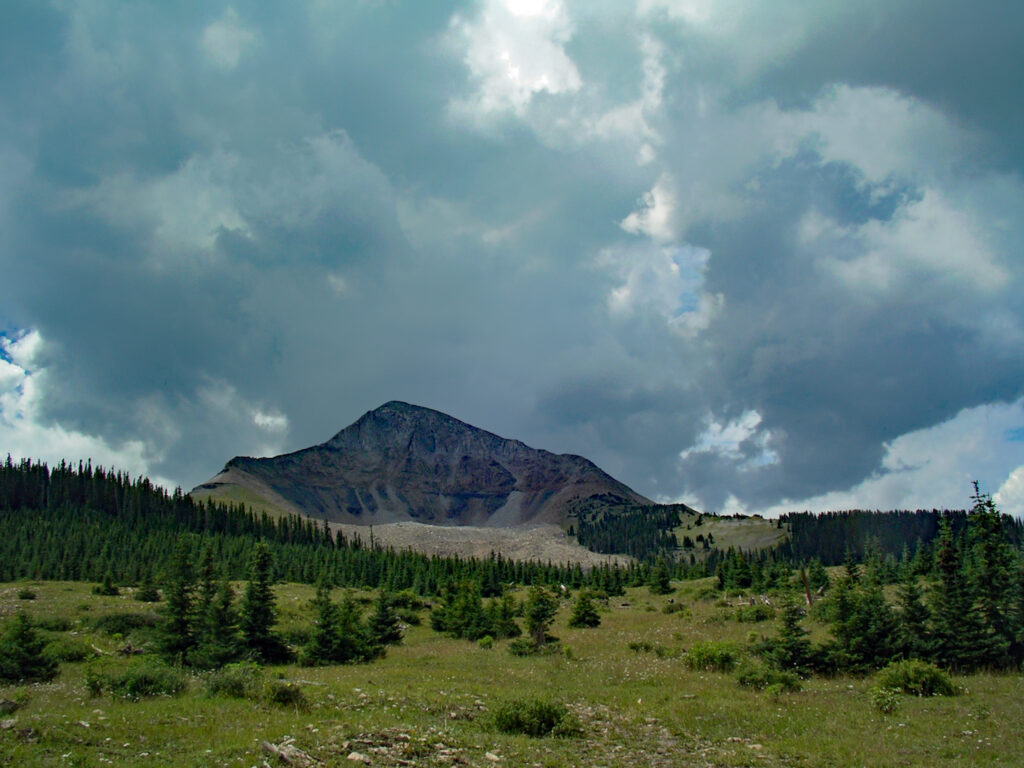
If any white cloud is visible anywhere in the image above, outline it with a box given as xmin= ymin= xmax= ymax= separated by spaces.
xmin=621 ymin=173 xmax=677 ymax=242
xmin=803 ymin=188 xmax=1008 ymax=295
xmin=201 ymin=8 xmax=259 ymax=71
xmin=253 ymin=409 xmax=289 ymax=434
xmin=995 ymin=466 xmax=1024 ymax=517
xmin=682 ymin=409 xmax=778 ymax=468
xmin=797 ymin=84 xmax=968 ymax=188
xmin=73 ymin=149 xmax=248 ymax=264
xmin=448 ymin=0 xmax=581 ymax=122
xmin=598 ymin=242 xmax=720 ymax=336
xmin=0 ymin=331 xmax=174 ymax=486
xmin=727 ymin=398 xmax=1024 ymax=517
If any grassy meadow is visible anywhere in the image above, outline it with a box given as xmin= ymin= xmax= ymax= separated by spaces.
xmin=1 ymin=579 xmax=1022 ymax=767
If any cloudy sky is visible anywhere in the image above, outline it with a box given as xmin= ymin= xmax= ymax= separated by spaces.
xmin=2 ymin=0 xmax=1023 ymax=516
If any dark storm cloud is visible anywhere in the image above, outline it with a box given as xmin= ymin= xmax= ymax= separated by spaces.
xmin=0 ymin=0 xmax=1022 ymax=513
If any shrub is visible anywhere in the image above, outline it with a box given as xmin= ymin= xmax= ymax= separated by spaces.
xmin=735 ymin=660 xmax=801 ymax=692
xmin=869 ymin=686 xmax=901 ymax=714
xmin=874 ymin=659 xmax=956 ymax=697
xmin=264 ymin=680 xmax=308 ymax=710
xmin=35 ymin=616 xmax=73 ymax=632
xmin=661 ymin=602 xmax=690 ymax=617
xmin=104 ymin=662 xmax=188 ymax=699
xmin=0 ymin=613 xmax=59 ymax=682
xmin=478 ymin=635 xmax=494 ymax=650
xmin=492 ymin=698 xmax=571 ymax=737
xmin=91 ymin=612 xmax=157 ymax=637
xmin=17 ymin=588 xmax=36 ymax=600
xmin=44 ymin=636 xmax=96 ymax=663
xmin=685 ymin=641 xmax=740 ymax=673
xmin=205 ymin=662 xmax=263 ymax=699
xmin=735 ymin=604 xmax=775 ymax=623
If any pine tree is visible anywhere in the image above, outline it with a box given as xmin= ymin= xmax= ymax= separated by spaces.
xmin=896 ymin=566 xmax=931 ymax=661
xmin=766 ymin=595 xmax=812 ymax=673
xmin=157 ymin=537 xmax=196 ymax=663
xmin=0 ymin=613 xmax=58 ymax=682
xmin=367 ymin=590 xmax=403 ymax=647
xmin=303 ymin=581 xmax=344 ymax=665
xmin=568 ymin=589 xmax=601 ymax=628
xmin=240 ymin=541 xmax=289 ymax=664
xmin=648 ymin=563 xmax=673 ymax=595
xmin=929 ymin=517 xmax=986 ymax=670
xmin=192 ymin=579 xmax=242 ymax=669
xmin=523 ymin=586 xmax=559 ymax=647
xmin=968 ymin=484 xmax=1013 ymax=667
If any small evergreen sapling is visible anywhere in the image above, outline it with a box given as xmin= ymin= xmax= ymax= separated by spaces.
xmin=0 ymin=613 xmax=58 ymax=683
xmin=568 ymin=590 xmax=601 ymax=628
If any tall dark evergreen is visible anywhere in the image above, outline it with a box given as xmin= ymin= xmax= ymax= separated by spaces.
xmin=765 ymin=595 xmax=812 ymax=674
xmin=895 ymin=566 xmax=931 ymax=660
xmin=0 ymin=613 xmax=58 ymax=683
xmin=192 ymin=579 xmax=242 ymax=669
xmin=568 ymin=589 xmax=601 ymax=628
xmin=240 ymin=541 xmax=289 ymax=664
xmin=929 ymin=517 xmax=985 ymax=670
xmin=157 ymin=537 xmax=197 ymax=663
xmin=967 ymin=484 xmax=1013 ymax=667
xmin=523 ymin=586 xmax=559 ymax=647
xmin=366 ymin=590 xmax=403 ymax=647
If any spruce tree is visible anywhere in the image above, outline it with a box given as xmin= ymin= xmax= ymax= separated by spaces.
xmin=766 ymin=594 xmax=812 ymax=673
xmin=523 ymin=586 xmax=559 ymax=647
xmin=648 ymin=563 xmax=673 ymax=595
xmin=192 ymin=579 xmax=242 ymax=669
xmin=968 ymin=484 xmax=1013 ymax=667
xmin=303 ymin=581 xmax=344 ymax=665
xmin=929 ymin=517 xmax=986 ymax=670
xmin=487 ymin=592 xmax=522 ymax=639
xmin=896 ymin=566 xmax=931 ymax=661
xmin=157 ymin=537 xmax=196 ymax=664
xmin=367 ymin=590 xmax=403 ymax=647
xmin=568 ymin=589 xmax=601 ymax=628
xmin=0 ymin=613 xmax=58 ymax=683
xmin=240 ymin=541 xmax=289 ymax=664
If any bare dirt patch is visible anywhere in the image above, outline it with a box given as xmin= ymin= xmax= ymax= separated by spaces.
xmin=331 ymin=522 xmax=628 ymax=566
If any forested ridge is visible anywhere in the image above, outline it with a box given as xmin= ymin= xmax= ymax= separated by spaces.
xmin=0 ymin=457 xmax=643 ymax=593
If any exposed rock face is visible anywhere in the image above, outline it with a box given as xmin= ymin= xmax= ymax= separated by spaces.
xmin=194 ymin=401 xmax=650 ymax=527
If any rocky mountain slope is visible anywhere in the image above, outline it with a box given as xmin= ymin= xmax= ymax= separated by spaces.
xmin=193 ymin=401 xmax=651 ymax=527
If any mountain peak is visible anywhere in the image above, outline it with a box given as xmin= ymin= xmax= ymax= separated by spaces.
xmin=201 ymin=402 xmax=650 ymax=527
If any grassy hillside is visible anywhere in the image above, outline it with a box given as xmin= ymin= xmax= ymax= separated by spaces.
xmin=675 ymin=512 xmax=789 ymax=560
xmin=2 ymin=580 xmax=1021 ymax=767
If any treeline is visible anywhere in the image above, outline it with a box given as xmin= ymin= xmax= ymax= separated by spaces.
xmin=571 ymin=499 xmax=686 ymax=560
xmin=745 ymin=487 xmax=1024 ymax=675
xmin=0 ymin=457 xmax=659 ymax=594
xmin=776 ymin=508 xmax=1024 ymax=566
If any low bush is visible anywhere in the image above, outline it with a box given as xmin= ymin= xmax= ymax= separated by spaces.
xmin=44 ymin=636 xmax=96 ymax=663
xmin=92 ymin=661 xmax=188 ymax=699
xmin=735 ymin=604 xmax=775 ymax=623
xmin=16 ymin=588 xmax=36 ymax=600
xmin=91 ymin=612 xmax=157 ymax=637
xmin=35 ymin=616 xmax=73 ymax=632
xmin=205 ymin=662 xmax=263 ymax=699
xmin=492 ymin=698 xmax=576 ymax=737
xmin=264 ymin=680 xmax=308 ymax=710
xmin=661 ymin=602 xmax=690 ymax=617
xmin=874 ymin=659 xmax=956 ymax=697
xmin=478 ymin=635 xmax=494 ymax=650
xmin=735 ymin=660 xmax=802 ymax=692
xmin=684 ymin=641 xmax=740 ymax=672
xmin=869 ymin=685 xmax=901 ymax=714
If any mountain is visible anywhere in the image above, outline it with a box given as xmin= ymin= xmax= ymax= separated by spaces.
xmin=192 ymin=401 xmax=651 ymax=527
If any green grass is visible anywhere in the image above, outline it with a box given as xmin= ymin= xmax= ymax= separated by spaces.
xmin=676 ymin=512 xmax=789 ymax=559
xmin=1 ymin=580 xmax=1022 ymax=766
